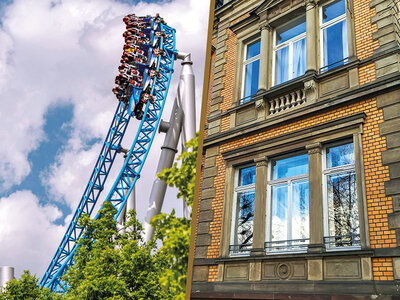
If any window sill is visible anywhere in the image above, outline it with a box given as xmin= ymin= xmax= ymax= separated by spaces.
xmin=217 ymin=249 xmax=374 ymax=263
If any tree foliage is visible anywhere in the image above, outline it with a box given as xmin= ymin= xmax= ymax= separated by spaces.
xmin=157 ymin=133 xmax=198 ymax=207
xmin=0 ymin=134 xmax=198 ymax=299
xmin=0 ymin=270 xmax=59 ymax=300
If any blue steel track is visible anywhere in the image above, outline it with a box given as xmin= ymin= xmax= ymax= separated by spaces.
xmin=39 ymin=18 xmax=176 ymax=292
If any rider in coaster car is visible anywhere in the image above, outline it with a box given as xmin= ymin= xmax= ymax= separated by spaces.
xmin=148 ymin=66 xmax=160 ymax=79
xmin=134 ymin=101 xmax=144 ymax=120
xmin=152 ymin=48 xmax=165 ymax=57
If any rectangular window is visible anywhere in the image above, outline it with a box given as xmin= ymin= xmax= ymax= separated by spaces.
xmin=241 ymin=40 xmax=260 ymax=104
xmin=266 ymin=153 xmax=309 ymax=252
xmin=320 ymin=0 xmax=348 ymax=71
xmin=273 ymin=16 xmax=306 ymax=86
xmin=323 ymin=141 xmax=360 ymax=248
xmin=230 ymin=165 xmax=256 ymax=255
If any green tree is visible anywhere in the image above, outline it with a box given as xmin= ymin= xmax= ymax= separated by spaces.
xmin=0 ymin=270 xmax=59 ymax=300
xmin=63 ymin=202 xmax=170 ymax=300
xmin=152 ymin=133 xmax=198 ymax=299
xmin=157 ymin=132 xmax=198 ymax=207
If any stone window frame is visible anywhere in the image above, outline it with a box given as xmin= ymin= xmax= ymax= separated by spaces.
xmin=219 ymin=114 xmax=369 ymax=258
xmin=232 ymin=20 xmax=262 ymax=106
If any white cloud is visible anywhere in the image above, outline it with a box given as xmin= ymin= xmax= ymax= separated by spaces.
xmin=0 ymin=0 xmax=209 ymax=277
xmin=0 ymin=191 xmax=65 ymax=277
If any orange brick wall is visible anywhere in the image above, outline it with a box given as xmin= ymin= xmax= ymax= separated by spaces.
xmin=359 ymin=63 xmax=376 ymax=85
xmin=353 ymin=0 xmax=379 ymax=60
xmin=373 ymin=258 xmax=395 ymax=281
xmin=220 ymin=28 xmax=237 ymax=113
xmin=206 ymin=97 xmax=395 ymax=281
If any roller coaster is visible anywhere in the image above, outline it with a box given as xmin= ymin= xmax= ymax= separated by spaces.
xmin=39 ymin=13 xmax=196 ymax=292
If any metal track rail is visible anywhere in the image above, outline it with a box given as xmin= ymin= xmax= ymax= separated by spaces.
xmin=40 ymin=18 xmax=176 ymax=292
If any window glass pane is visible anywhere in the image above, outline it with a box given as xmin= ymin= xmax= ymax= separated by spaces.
xmin=275 ymin=46 xmax=289 ymax=85
xmin=235 ymin=191 xmax=255 ymax=246
xmin=247 ymin=40 xmax=260 ymax=60
xmin=271 ymin=185 xmax=288 ymax=241
xmin=244 ymin=60 xmax=259 ymax=98
xmin=292 ymin=38 xmax=306 ymax=78
xmin=326 ymin=142 xmax=354 ymax=168
xmin=292 ymin=180 xmax=309 ymax=240
xmin=276 ymin=17 xmax=306 ymax=45
xmin=239 ymin=165 xmax=256 ymax=186
xmin=323 ymin=19 xmax=348 ymax=68
xmin=273 ymin=153 xmax=308 ymax=179
xmin=327 ymin=172 xmax=359 ymax=244
xmin=322 ymin=0 xmax=346 ymax=24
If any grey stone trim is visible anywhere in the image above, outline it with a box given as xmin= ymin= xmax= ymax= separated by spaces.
xmin=376 ymin=89 xmax=400 ymax=241
xmin=202 ymin=74 xmax=400 ymax=149
xmin=208 ymin=19 xmax=230 ymax=132
xmin=370 ymin=0 xmax=400 ymax=78
xmin=194 ymin=146 xmax=219 ymax=260
xmin=306 ymin=142 xmax=325 ymax=253
xmin=191 ymin=281 xmax=400 ymax=298
xmin=221 ymin=113 xmax=365 ymax=161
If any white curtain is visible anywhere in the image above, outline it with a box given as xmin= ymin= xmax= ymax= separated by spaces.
xmin=276 ymin=47 xmax=289 ymax=85
xmin=292 ymin=38 xmax=306 ymax=78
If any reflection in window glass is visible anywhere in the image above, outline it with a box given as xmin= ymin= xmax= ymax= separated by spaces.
xmin=235 ymin=191 xmax=255 ymax=246
xmin=273 ymin=153 xmax=308 ymax=179
xmin=268 ymin=153 xmax=309 ymax=252
xmin=239 ymin=165 xmax=256 ymax=186
xmin=231 ymin=165 xmax=256 ymax=255
xmin=242 ymin=40 xmax=260 ymax=102
xmin=272 ymin=185 xmax=288 ymax=242
xmin=321 ymin=0 xmax=348 ymax=70
xmin=322 ymin=0 xmax=346 ymax=23
xmin=326 ymin=142 xmax=354 ymax=168
xmin=274 ymin=16 xmax=306 ymax=85
xmin=292 ymin=180 xmax=309 ymax=240
xmin=244 ymin=60 xmax=260 ymax=98
xmin=247 ymin=40 xmax=261 ymax=59
xmin=327 ymin=172 xmax=359 ymax=246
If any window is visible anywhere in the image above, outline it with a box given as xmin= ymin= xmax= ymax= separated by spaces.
xmin=241 ymin=40 xmax=260 ymax=103
xmin=320 ymin=0 xmax=348 ymax=71
xmin=323 ymin=141 xmax=360 ymax=249
xmin=273 ymin=16 xmax=306 ymax=85
xmin=230 ymin=165 xmax=256 ymax=254
xmin=266 ymin=153 xmax=309 ymax=252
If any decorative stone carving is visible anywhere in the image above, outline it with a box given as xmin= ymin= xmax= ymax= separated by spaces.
xmin=276 ymin=263 xmax=292 ymax=279
xmin=255 ymin=99 xmax=265 ymax=109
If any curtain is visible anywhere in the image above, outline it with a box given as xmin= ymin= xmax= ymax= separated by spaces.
xmin=292 ymin=38 xmax=306 ymax=79
xmin=276 ymin=46 xmax=289 ymax=85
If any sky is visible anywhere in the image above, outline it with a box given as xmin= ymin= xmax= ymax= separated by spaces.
xmin=0 ymin=0 xmax=210 ymax=279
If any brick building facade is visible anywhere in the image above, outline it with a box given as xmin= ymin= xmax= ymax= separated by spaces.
xmin=190 ymin=0 xmax=400 ymax=298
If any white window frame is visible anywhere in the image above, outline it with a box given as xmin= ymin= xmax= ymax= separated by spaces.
xmin=272 ymin=16 xmax=306 ymax=86
xmin=322 ymin=140 xmax=361 ymax=251
xmin=230 ymin=165 xmax=256 ymax=256
xmin=265 ymin=153 xmax=309 ymax=254
xmin=319 ymin=0 xmax=348 ymax=70
xmin=241 ymin=39 xmax=260 ymax=102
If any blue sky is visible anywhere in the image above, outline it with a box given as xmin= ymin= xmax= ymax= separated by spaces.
xmin=0 ymin=0 xmax=208 ymax=278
